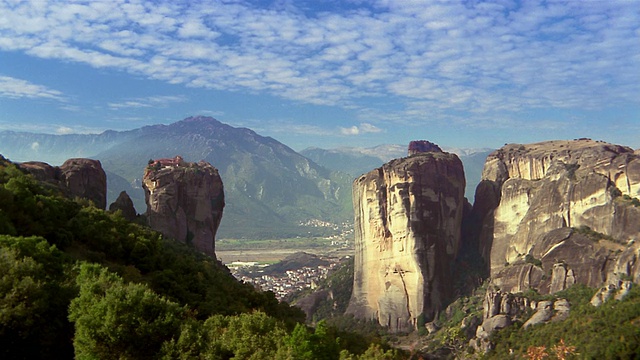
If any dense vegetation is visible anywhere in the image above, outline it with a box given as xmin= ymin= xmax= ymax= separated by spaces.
xmin=0 ymin=155 xmax=403 ymax=359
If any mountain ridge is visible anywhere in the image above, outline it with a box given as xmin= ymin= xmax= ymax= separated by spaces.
xmin=0 ymin=116 xmax=352 ymax=239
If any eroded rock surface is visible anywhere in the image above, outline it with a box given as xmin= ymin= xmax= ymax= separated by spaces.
xmin=472 ymin=139 xmax=640 ymax=291
xmin=20 ymin=158 xmax=107 ymax=209
xmin=143 ymin=156 xmax=224 ymax=257
xmin=346 ymin=143 xmax=465 ymax=332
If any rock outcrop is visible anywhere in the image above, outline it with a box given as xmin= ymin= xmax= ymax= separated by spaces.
xmin=472 ymin=139 xmax=640 ymax=293
xmin=19 ymin=158 xmax=107 ymax=209
xmin=408 ymin=140 xmax=443 ymax=155
xmin=143 ymin=156 xmax=224 ymax=257
xmin=346 ymin=142 xmax=466 ymax=332
xmin=471 ymin=287 xmax=570 ymax=352
xmin=108 ymin=191 xmax=137 ymax=222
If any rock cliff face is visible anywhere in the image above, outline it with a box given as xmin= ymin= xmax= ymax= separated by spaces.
xmin=109 ymin=191 xmax=137 ymax=222
xmin=143 ymin=156 xmax=224 ymax=257
xmin=472 ymin=139 xmax=640 ymax=293
xmin=346 ymin=142 xmax=466 ymax=332
xmin=19 ymin=158 xmax=107 ymax=209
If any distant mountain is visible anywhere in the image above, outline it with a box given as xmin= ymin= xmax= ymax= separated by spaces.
xmin=0 ymin=116 xmax=353 ymax=239
xmin=301 ymin=145 xmax=493 ymax=200
xmin=0 ymin=129 xmax=140 ymax=165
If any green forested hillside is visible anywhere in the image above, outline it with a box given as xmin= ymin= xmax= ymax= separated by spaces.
xmin=0 ymin=155 xmax=402 ymax=359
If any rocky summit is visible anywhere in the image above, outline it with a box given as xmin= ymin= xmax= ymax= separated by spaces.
xmin=143 ymin=156 xmax=224 ymax=257
xmin=19 ymin=158 xmax=107 ymax=209
xmin=346 ymin=142 xmax=466 ymax=332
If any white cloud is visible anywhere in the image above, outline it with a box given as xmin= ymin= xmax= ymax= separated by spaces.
xmin=0 ymin=0 xmax=637 ymax=127
xmin=340 ymin=126 xmax=360 ymax=135
xmin=56 ymin=126 xmax=74 ymax=134
xmin=177 ymin=18 xmax=218 ymax=39
xmin=0 ymin=121 xmax=105 ymax=135
xmin=108 ymin=95 xmax=187 ymax=110
xmin=0 ymin=75 xmax=65 ymax=101
xmin=31 ymin=141 xmax=39 ymax=151
xmin=340 ymin=123 xmax=382 ymax=135
xmin=265 ymin=123 xmax=336 ymax=137
xmin=359 ymin=123 xmax=382 ymax=133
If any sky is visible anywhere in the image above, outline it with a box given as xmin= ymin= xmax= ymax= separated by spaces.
xmin=0 ymin=0 xmax=639 ymax=151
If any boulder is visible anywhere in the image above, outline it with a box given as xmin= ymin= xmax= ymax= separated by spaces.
xmin=346 ymin=144 xmax=466 ymax=332
xmin=615 ymin=281 xmax=633 ymax=301
xmin=109 ymin=191 xmax=137 ymax=222
xmin=143 ymin=156 xmax=224 ymax=257
xmin=20 ymin=158 xmax=107 ymax=209
xmin=482 ymin=287 xmax=532 ymax=320
xmin=523 ymin=301 xmax=554 ymax=329
xmin=425 ymin=322 xmax=439 ymax=335
xmin=591 ymin=280 xmax=634 ymax=306
xmin=552 ymin=298 xmax=571 ymax=322
xmin=460 ymin=315 xmax=482 ymax=339
xmin=591 ymin=283 xmax=618 ymax=306
xmin=60 ymin=158 xmax=107 ymax=209
xmin=481 ymin=314 xmax=511 ymax=334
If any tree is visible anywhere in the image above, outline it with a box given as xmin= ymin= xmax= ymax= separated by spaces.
xmin=0 ymin=235 xmax=75 ymax=359
xmin=69 ymin=263 xmax=186 ymax=359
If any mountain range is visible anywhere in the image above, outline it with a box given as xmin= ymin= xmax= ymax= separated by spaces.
xmin=0 ymin=116 xmax=491 ymax=239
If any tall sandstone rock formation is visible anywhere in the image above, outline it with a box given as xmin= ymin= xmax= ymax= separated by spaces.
xmin=472 ymin=139 xmax=640 ymax=294
xmin=347 ymin=141 xmax=466 ymax=332
xmin=19 ymin=158 xmax=107 ymax=209
xmin=143 ymin=156 xmax=224 ymax=257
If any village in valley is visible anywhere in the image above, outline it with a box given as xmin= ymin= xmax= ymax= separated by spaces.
xmin=229 ymin=259 xmax=341 ymax=300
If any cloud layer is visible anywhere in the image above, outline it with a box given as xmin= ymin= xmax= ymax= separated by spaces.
xmin=0 ymin=0 xmax=638 ymax=126
xmin=108 ymin=95 xmax=187 ymax=110
xmin=0 ymin=75 xmax=65 ymax=101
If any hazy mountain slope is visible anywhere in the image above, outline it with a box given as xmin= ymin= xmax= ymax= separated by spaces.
xmin=0 ymin=130 xmax=139 ymax=165
xmin=94 ymin=116 xmax=353 ymax=238
xmin=301 ymin=147 xmax=399 ymax=177
xmin=0 ymin=116 xmax=352 ymax=239
xmin=301 ymin=145 xmax=492 ymax=201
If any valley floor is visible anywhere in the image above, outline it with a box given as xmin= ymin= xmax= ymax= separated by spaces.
xmin=217 ymin=239 xmax=354 ymax=300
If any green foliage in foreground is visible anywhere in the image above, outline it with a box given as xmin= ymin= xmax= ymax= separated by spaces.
xmin=69 ymin=261 xmax=404 ymax=360
xmin=69 ymin=263 xmax=186 ymax=359
xmin=0 ymin=156 xmax=405 ymax=359
xmin=0 ymin=235 xmax=75 ymax=359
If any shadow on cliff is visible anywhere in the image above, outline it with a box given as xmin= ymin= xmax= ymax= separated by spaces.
xmin=452 ymin=179 xmax=501 ymax=298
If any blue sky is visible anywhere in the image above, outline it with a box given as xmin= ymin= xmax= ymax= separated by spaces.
xmin=0 ymin=0 xmax=638 ymax=151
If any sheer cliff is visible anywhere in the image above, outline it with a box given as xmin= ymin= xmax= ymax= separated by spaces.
xmin=346 ymin=142 xmax=466 ymax=332
xmin=472 ymin=139 xmax=640 ymax=294
xmin=143 ymin=156 xmax=224 ymax=257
